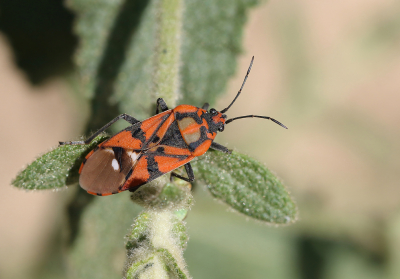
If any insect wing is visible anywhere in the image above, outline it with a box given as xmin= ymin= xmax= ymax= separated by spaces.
xmin=80 ymin=109 xmax=205 ymax=195
xmin=79 ymin=147 xmax=141 ymax=196
xmin=79 ymin=110 xmax=175 ymax=195
xmin=121 ymin=145 xmax=194 ymax=191
xmin=101 ymin=110 xmax=174 ymax=150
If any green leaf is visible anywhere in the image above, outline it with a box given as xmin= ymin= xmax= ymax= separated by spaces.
xmin=125 ymin=249 xmax=188 ymax=279
xmin=125 ymin=254 xmax=156 ymax=278
xmin=67 ymin=194 xmax=141 ymax=279
xmin=12 ymin=135 xmax=108 ymax=190
xmin=180 ymin=0 xmax=260 ymax=106
xmin=171 ymin=217 xmax=189 ymax=250
xmin=125 ymin=211 xmax=190 ymax=278
xmin=158 ymin=248 xmax=188 ymax=279
xmin=192 ymin=150 xmax=298 ymax=224
xmin=126 ymin=212 xmax=151 ymax=251
xmin=67 ymin=0 xmax=156 ymax=129
xmin=67 ymin=0 xmax=260 ymax=129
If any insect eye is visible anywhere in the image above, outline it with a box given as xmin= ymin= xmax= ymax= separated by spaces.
xmin=210 ymin=108 xmax=217 ymax=115
xmin=218 ymin=125 xmax=224 ymax=132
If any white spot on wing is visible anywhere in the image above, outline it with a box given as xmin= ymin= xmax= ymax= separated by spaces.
xmin=127 ymin=151 xmax=140 ymax=162
xmin=111 ymin=159 xmax=119 ymax=171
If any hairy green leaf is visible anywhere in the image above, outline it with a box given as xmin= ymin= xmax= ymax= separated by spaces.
xmin=68 ymin=0 xmax=156 ymax=129
xmin=12 ymin=135 xmax=108 ymax=190
xmin=125 ymin=211 xmax=190 ymax=278
xmin=125 ymin=255 xmax=156 ymax=278
xmin=181 ymin=0 xmax=259 ymax=106
xmin=67 ymin=0 xmax=260 ymax=129
xmin=126 ymin=212 xmax=151 ymax=251
xmin=125 ymin=249 xmax=188 ymax=279
xmin=192 ymin=151 xmax=298 ymax=224
xmin=172 ymin=217 xmax=189 ymax=250
xmin=126 ymin=210 xmax=189 ymax=251
xmin=67 ymin=194 xmax=141 ymax=279
xmin=158 ymin=248 xmax=188 ymax=279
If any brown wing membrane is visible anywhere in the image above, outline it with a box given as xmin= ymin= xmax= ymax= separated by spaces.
xmin=80 ymin=118 xmax=195 ymax=195
xmin=79 ymin=147 xmax=140 ymax=196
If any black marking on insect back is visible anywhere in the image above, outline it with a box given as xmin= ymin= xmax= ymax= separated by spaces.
xmin=125 ymin=168 xmax=133 ymax=181
xmin=82 ymin=158 xmax=87 ymax=165
xmin=197 ymin=110 xmax=205 ymax=118
xmin=158 ymin=121 xmax=188 ymax=149
xmin=146 ymin=158 xmax=159 ymax=173
xmin=146 ymin=156 xmax=163 ymax=179
xmin=144 ymin=113 xmax=171 ymax=147
xmin=175 ymin=111 xmax=202 ymax=124
xmin=132 ymin=128 xmax=146 ymax=142
xmin=174 ymin=111 xmax=187 ymax=121
xmin=200 ymin=111 xmax=221 ymax=134
xmin=148 ymin=145 xmax=190 ymax=159
xmin=188 ymin=141 xmax=200 ymax=152
xmin=152 ymin=135 xmax=160 ymax=143
xmin=96 ymin=193 xmax=102 ymax=196
xmin=124 ymin=122 xmax=146 ymax=143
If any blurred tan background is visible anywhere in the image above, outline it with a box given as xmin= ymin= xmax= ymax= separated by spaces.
xmin=1 ymin=0 xmax=400 ymax=278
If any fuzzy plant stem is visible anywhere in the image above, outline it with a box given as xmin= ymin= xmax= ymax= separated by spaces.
xmin=125 ymin=0 xmax=190 ymax=278
xmin=153 ymin=0 xmax=183 ymax=107
xmin=125 ymin=208 xmax=191 ymax=278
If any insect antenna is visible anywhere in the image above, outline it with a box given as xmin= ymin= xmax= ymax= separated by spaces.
xmin=220 ymin=56 xmax=254 ymax=114
xmin=225 ymin=115 xmax=288 ymax=129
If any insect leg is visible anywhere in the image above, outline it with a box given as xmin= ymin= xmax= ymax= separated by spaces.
xmin=59 ymin=113 xmax=140 ymax=146
xmin=171 ymin=163 xmax=195 ymax=182
xmin=202 ymin=103 xmax=210 ymax=110
xmin=210 ymin=142 xmax=232 ymax=154
xmin=156 ymin=98 xmax=169 ymax=114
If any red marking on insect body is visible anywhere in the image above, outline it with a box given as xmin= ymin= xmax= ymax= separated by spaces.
xmin=161 ymin=146 xmax=191 ymax=156
xmin=102 ymin=131 xmax=142 ymax=150
xmin=148 ymin=113 xmax=175 ymax=148
xmin=155 ymin=156 xmax=192 ymax=173
xmin=192 ymin=140 xmax=212 ymax=157
xmin=141 ymin=111 xmax=172 ymax=140
xmin=174 ymin=104 xmax=198 ymax=113
xmin=123 ymin=156 xmax=150 ymax=189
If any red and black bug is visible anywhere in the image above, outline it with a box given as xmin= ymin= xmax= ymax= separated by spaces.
xmin=60 ymin=57 xmax=287 ymax=196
